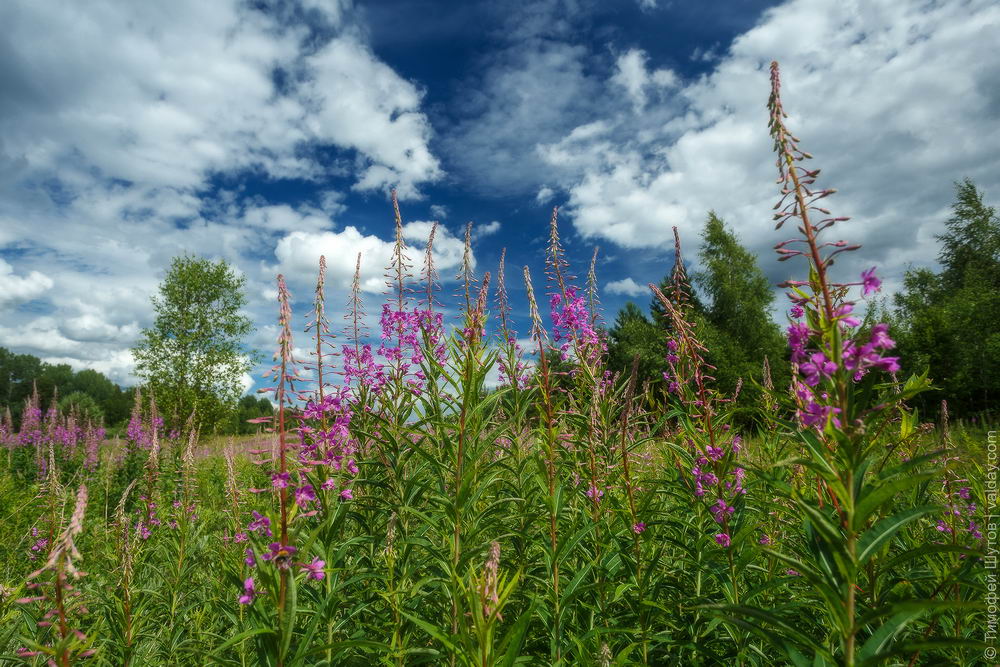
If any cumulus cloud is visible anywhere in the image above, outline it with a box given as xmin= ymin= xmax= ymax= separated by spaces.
xmin=546 ymin=0 xmax=1000 ymax=288
xmin=611 ymin=48 xmax=678 ymax=112
xmin=0 ymin=259 xmax=54 ymax=307
xmin=241 ymin=205 xmax=333 ymax=234
xmin=472 ymin=221 xmax=502 ymax=240
xmin=0 ymin=0 xmax=440 ymax=196
xmin=0 ymin=0 xmax=443 ymax=386
xmin=604 ymin=277 xmax=647 ymax=297
xmin=274 ymin=221 xmax=470 ymax=293
xmin=304 ymin=33 xmax=442 ymax=197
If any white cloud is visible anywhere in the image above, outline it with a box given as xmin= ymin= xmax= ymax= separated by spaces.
xmin=0 ymin=259 xmax=54 ymax=307
xmin=39 ymin=350 xmax=138 ymax=386
xmin=444 ymin=38 xmax=604 ymax=194
xmin=604 ymin=277 xmax=647 ymax=297
xmin=274 ymin=221 xmax=470 ymax=294
xmin=430 ymin=204 xmax=449 ymax=219
xmin=611 ymin=48 xmax=677 ymax=112
xmin=241 ymin=205 xmax=333 ymax=234
xmin=536 ymin=186 xmax=556 ymax=204
xmin=304 ymin=33 xmax=442 ymax=197
xmin=402 ymin=221 xmax=470 ymax=271
xmin=472 ymin=221 xmax=502 ymax=240
xmin=545 ymin=0 xmax=1000 ymax=289
xmin=0 ymin=0 xmax=440 ymax=196
xmin=0 ymin=0 xmax=444 ymax=385
xmin=239 ymin=371 xmax=255 ymax=395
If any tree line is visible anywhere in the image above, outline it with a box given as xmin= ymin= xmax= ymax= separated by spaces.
xmin=0 ymin=347 xmax=272 ymax=436
xmin=604 ymin=178 xmax=998 ymax=422
xmin=2 ymin=179 xmax=993 ymax=434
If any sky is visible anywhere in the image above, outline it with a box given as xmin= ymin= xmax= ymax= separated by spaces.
xmin=0 ymin=0 xmax=998 ymax=391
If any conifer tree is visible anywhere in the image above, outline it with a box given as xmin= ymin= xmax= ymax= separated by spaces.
xmin=894 ymin=178 xmax=1000 ymax=415
xmin=694 ymin=212 xmax=787 ymax=401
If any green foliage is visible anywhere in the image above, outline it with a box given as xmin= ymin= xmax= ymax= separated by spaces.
xmin=232 ymin=395 xmax=274 ymax=435
xmin=132 ymin=255 xmax=254 ymax=435
xmin=694 ymin=212 xmax=788 ymax=403
xmin=58 ymin=391 xmax=104 ymax=423
xmin=607 ymin=213 xmax=787 ymax=422
xmin=894 ymin=178 xmax=1000 ymax=417
xmin=0 ymin=413 xmax=987 ymax=665
xmin=0 ymin=347 xmax=131 ymax=428
xmin=606 ymin=303 xmax=666 ymax=384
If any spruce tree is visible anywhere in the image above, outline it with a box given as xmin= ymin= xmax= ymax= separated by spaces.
xmin=693 ymin=212 xmax=787 ymax=407
xmin=895 ymin=179 xmax=1000 ymax=416
xmin=606 ymin=302 xmax=666 ymax=383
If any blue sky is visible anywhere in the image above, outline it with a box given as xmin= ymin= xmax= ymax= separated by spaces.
xmin=0 ymin=0 xmax=998 ymax=390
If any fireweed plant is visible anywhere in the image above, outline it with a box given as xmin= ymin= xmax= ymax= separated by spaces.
xmin=0 ymin=69 xmax=989 ymax=666
xmin=700 ymin=62 xmax=984 ymax=665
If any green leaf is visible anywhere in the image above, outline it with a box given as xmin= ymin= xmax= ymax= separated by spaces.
xmin=702 ymin=603 xmax=836 ymax=663
xmin=854 ymin=472 xmax=937 ymax=528
xmin=857 ymin=609 xmax=924 ymax=662
xmin=857 ymin=505 xmax=937 ymax=565
xmin=499 ymin=601 xmax=535 ymax=667
xmin=207 ymin=627 xmax=275 ymax=659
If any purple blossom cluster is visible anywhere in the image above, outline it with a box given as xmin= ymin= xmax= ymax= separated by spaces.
xmin=295 ymin=387 xmax=359 ymax=504
xmin=342 ymin=343 xmax=386 ymax=394
xmin=135 ymin=496 xmax=160 ymax=540
xmin=549 ymin=287 xmax=605 ymax=364
xmin=498 ymin=334 xmax=531 ymax=389
xmin=4 ymin=388 xmax=107 ymax=475
xmin=374 ymin=305 xmax=447 ymax=395
xmin=125 ymin=395 xmax=164 ymax=453
xmin=125 ymin=414 xmax=162 ymax=451
xmin=27 ymin=526 xmax=48 ymax=562
xmin=689 ymin=435 xmax=746 ymax=548
xmin=787 ymin=268 xmax=900 ymax=430
xmin=238 ymin=536 xmax=326 ymax=606
xmin=935 ymin=485 xmax=982 ymax=541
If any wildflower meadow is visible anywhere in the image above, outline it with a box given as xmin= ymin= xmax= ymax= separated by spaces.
xmin=0 ymin=63 xmax=990 ymax=666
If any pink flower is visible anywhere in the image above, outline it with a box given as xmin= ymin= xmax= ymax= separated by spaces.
xmin=869 ymin=323 xmax=895 ymax=350
xmin=709 ymin=499 xmax=734 ymax=524
xmin=238 ymin=577 xmax=262 ymax=605
xmin=340 ymin=488 xmax=353 ymax=501
xmin=632 ymin=522 xmax=646 ymax=534
xmin=298 ymin=556 xmax=325 ymax=581
xmin=861 ymin=267 xmax=881 ymax=296
xmin=714 ymin=533 xmax=731 ymax=548
xmin=248 ymin=511 xmax=272 ymax=537
xmin=294 ymin=484 xmax=316 ymax=509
